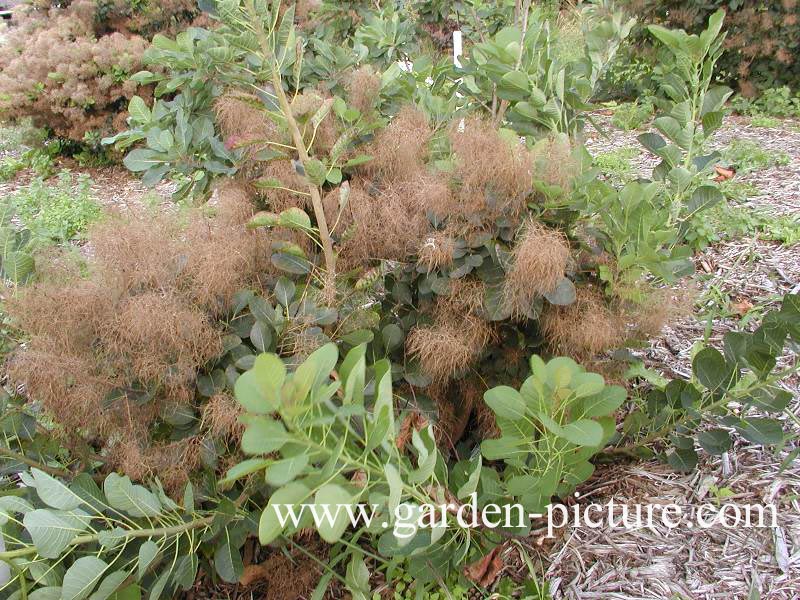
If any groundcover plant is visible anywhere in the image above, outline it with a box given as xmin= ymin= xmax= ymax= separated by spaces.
xmin=0 ymin=1 xmax=798 ymax=598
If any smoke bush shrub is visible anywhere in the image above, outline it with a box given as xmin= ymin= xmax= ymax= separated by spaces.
xmin=0 ymin=0 xmax=198 ymax=142
xmin=5 ymin=185 xmax=272 ymax=493
xmin=108 ymin=2 xmax=732 ymax=448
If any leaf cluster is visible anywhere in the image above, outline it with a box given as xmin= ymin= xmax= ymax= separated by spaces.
xmin=0 ymin=467 xmax=246 ymax=600
xmin=620 ymin=294 xmax=800 ymax=471
xmin=481 ymin=356 xmax=625 ymax=512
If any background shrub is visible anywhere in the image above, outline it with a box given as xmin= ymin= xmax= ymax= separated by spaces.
xmin=596 ymin=38 xmax=660 ymax=100
xmin=731 ymin=85 xmax=800 ymax=117
xmin=0 ymin=0 xmax=198 ymax=142
xmin=625 ymin=0 xmax=800 ymax=94
xmin=610 ymin=99 xmax=654 ymax=130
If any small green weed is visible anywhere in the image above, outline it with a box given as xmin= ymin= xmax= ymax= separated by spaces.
xmin=0 ymin=148 xmax=57 ymax=180
xmin=697 ymin=283 xmax=777 ymax=328
xmin=0 ymin=156 xmax=25 ymax=182
xmin=732 ymin=87 xmax=800 ymax=118
xmin=518 ymin=578 xmax=553 ymax=600
xmin=378 ymin=569 xmax=469 ymax=599
xmin=142 ymin=190 xmax=166 ymax=209
xmin=594 ymin=146 xmax=639 ymax=184
xmin=722 ymin=139 xmax=790 ymax=174
xmin=8 ymin=170 xmax=102 ymax=242
xmin=750 ymin=115 xmax=781 ymax=128
xmin=755 ymin=213 xmax=800 ymax=245
xmin=21 ymin=145 xmax=60 ymax=178
xmin=0 ymin=303 xmax=22 ymax=361
xmin=611 ymin=99 xmax=654 ymax=130
xmin=0 ymin=121 xmax=57 ymax=179
xmin=707 ymin=484 xmax=736 ymax=506
xmin=75 ymin=130 xmax=117 ymax=167
xmin=0 ymin=123 xmax=100 ymax=178
xmin=0 ymin=126 xmax=23 ymax=153
xmin=688 ymin=200 xmax=800 ymax=248
xmin=0 ymin=119 xmax=44 ymax=153
xmin=718 ymin=179 xmax=760 ymax=203
xmin=757 ymin=87 xmax=799 ymax=116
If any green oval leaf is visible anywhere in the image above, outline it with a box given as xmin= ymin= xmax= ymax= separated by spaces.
xmin=214 ymin=534 xmax=244 ymax=584
xmin=667 ymin=447 xmax=698 ymax=472
xmin=219 ymin=458 xmax=272 ymax=486
xmin=697 ymin=429 xmax=731 ymax=455
xmin=240 ymin=415 xmax=290 ymax=455
xmin=30 ymin=468 xmax=85 ymax=510
xmin=137 ymin=540 xmax=159 ymax=581
xmin=265 ymin=453 xmax=309 ymax=486
xmin=543 ymin=277 xmax=576 ymax=306
xmin=693 ymin=347 xmax=737 ymax=392
xmin=24 ymin=509 xmax=90 ymax=559
xmin=103 ymin=473 xmax=162 ymax=518
xmin=127 ymin=96 xmax=150 ymax=123
xmin=259 ymin=482 xmax=311 ymax=544
xmin=735 ymin=418 xmax=784 ymax=446
xmin=560 ymin=419 xmax=604 ymax=447
xmin=278 ymin=207 xmax=312 ymax=230
xmin=484 ymin=386 xmax=527 ymax=420
xmin=271 ymin=252 xmax=311 ymax=274
xmin=314 ymin=484 xmax=352 ymax=543
xmin=62 ymin=556 xmax=108 ymax=600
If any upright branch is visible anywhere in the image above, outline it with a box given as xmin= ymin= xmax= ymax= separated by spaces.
xmin=247 ymin=1 xmax=337 ymax=278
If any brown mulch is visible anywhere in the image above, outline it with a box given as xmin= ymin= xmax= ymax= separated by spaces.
xmin=544 ymin=447 xmax=800 ymax=600
xmin=81 ymin=164 xmax=175 ymax=211
xmin=711 ymin=116 xmax=800 ymax=218
xmin=641 ymin=239 xmax=799 ymax=392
